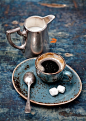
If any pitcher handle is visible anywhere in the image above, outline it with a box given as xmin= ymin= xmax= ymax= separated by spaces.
xmin=6 ymin=27 xmax=27 ymax=50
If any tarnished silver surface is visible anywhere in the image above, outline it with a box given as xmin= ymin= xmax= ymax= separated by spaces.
xmin=6 ymin=27 xmax=27 ymax=49
xmin=6 ymin=15 xmax=55 ymax=57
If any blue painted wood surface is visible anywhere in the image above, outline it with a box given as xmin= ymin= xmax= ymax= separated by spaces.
xmin=0 ymin=0 xmax=86 ymax=120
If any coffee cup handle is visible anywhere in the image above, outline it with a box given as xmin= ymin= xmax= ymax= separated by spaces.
xmin=63 ymin=70 xmax=73 ymax=82
xmin=6 ymin=27 xmax=27 ymax=50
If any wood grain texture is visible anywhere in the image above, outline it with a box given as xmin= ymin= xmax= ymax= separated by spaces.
xmin=0 ymin=0 xmax=86 ymax=120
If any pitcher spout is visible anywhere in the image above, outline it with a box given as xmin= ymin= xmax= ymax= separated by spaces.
xmin=43 ymin=15 xmax=55 ymax=24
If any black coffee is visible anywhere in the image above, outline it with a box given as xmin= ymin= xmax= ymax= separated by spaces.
xmin=41 ymin=60 xmax=59 ymax=73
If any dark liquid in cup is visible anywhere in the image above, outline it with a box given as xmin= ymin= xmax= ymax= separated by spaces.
xmin=41 ymin=60 xmax=59 ymax=73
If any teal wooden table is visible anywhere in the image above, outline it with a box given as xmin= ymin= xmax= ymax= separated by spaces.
xmin=0 ymin=0 xmax=86 ymax=120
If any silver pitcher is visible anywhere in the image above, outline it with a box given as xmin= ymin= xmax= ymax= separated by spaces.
xmin=6 ymin=15 xmax=55 ymax=58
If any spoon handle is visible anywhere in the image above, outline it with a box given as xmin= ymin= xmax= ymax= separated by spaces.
xmin=25 ymin=84 xmax=31 ymax=113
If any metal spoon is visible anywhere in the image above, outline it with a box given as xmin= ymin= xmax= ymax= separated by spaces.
xmin=23 ymin=72 xmax=35 ymax=113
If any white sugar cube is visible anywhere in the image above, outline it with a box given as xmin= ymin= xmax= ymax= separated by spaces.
xmin=49 ymin=87 xmax=58 ymax=96
xmin=57 ymin=85 xmax=65 ymax=93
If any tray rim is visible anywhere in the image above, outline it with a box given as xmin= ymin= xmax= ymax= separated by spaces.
xmin=12 ymin=57 xmax=82 ymax=106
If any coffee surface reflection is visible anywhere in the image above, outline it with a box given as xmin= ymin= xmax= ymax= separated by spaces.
xmin=41 ymin=60 xmax=59 ymax=73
